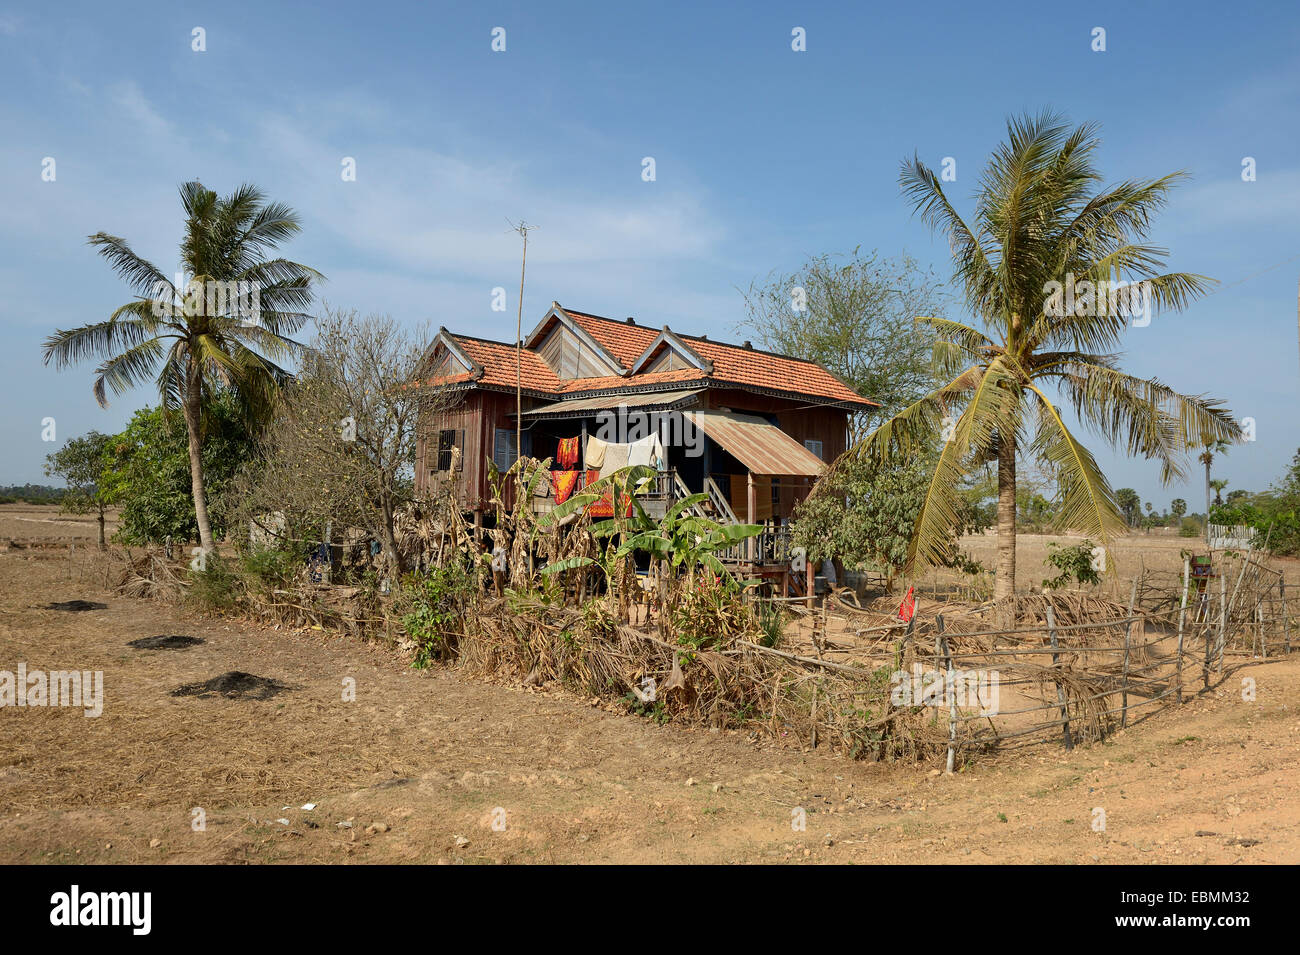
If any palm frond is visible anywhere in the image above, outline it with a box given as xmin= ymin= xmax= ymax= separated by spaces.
xmin=906 ymin=357 xmax=1022 ymax=570
xmin=1025 ymin=382 xmax=1127 ymax=550
xmin=42 ymin=315 xmax=155 ymax=368
xmin=92 ymin=338 xmax=167 ymax=406
xmin=85 ymin=234 xmax=174 ymax=298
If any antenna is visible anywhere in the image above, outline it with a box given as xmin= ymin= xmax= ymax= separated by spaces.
xmin=507 ymin=220 xmax=535 ymax=466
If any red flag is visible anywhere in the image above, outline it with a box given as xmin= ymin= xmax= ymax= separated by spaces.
xmin=897 ymin=586 xmax=916 ymax=624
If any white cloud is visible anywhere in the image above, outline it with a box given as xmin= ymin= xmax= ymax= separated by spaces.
xmin=254 ymin=113 xmax=728 ymax=286
xmin=108 ymin=81 xmax=175 ymax=143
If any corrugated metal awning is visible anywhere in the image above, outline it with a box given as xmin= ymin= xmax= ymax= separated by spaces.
xmin=683 ymin=410 xmax=827 ymax=477
xmin=521 ymin=388 xmax=704 ymax=419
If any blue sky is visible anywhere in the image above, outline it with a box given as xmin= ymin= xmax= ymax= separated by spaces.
xmin=2 ymin=0 xmax=1298 ymax=510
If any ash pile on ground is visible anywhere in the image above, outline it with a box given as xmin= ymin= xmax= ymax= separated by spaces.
xmin=46 ymin=600 xmax=108 ymax=611
xmin=171 ymin=671 xmax=288 ymax=700
xmin=128 ymin=635 xmax=205 ymax=650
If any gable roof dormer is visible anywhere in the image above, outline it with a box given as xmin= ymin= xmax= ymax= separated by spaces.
xmin=524 ymin=302 xmax=627 ymax=380
xmin=418 ymin=326 xmax=485 ymax=384
xmin=629 ymin=326 xmax=713 ymax=375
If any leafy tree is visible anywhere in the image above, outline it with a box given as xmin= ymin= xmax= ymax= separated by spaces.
xmin=43 ymin=431 xmax=113 ymax=548
xmin=1042 ymin=539 xmax=1102 ymax=590
xmin=42 ymin=182 xmax=321 ymax=555
xmin=1204 ymin=449 xmax=1300 ymax=556
xmin=1018 ymin=490 xmax=1056 ymax=530
xmin=791 ymin=458 xmax=962 ymax=590
xmin=103 ymin=393 xmax=254 ymax=545
xmin=739 ymin=248 xmax=951 ymax=434
xmin=1170 ymin=498 xmax=1187 ymax=522
xmin=856 ymin=111 xmax=1239 ymax=601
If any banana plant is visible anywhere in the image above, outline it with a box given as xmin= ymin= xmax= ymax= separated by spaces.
xmin=615 ymin=493 xmax=762 ymax=576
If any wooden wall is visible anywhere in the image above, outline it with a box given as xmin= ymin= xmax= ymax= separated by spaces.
xmin=417 ymin=390 xmax=521 ymax=512
xmin=416 ymin=384 xmax=851 ymax=519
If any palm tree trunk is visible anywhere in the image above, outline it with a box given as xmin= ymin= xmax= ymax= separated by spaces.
xmin=1204 ymin=456 xmax=1212 ymax=544
xmin=181 ymin=374 xmax=216 ymax=555
xmin=995 ymin=432 xmax=1016 ymax=603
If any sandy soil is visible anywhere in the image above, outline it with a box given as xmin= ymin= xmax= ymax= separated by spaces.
xmin=1 ymin=505 xmax=1297 ymax=864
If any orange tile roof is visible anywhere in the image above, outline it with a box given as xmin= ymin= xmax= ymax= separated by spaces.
xmin=427 ymin=335 xmax=562 ymax=393
xmin=427 ymin=309 xmax=876 ymax=408
xmin=564 ymin=308 xmax=874 ymax=407
xmin=565 ymin=309 xmax=659 ymax=368
xmin=559 ymin=366 xmax=704 ymax=393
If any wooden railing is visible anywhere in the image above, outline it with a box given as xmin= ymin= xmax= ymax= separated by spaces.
xmin=717 ymin=524 xmax=793 ymax=566
xmin=703 ymin=476 xmax=739 ymax=524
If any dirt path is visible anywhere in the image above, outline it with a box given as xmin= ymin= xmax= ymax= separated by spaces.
xmin=2 ymin=544 xmax=1297 ymax=864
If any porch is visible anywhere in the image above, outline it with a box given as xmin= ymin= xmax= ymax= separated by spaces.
xmin=522 ymin=404 xmax=825 ymax=573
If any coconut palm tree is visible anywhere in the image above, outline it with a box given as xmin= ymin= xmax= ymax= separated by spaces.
xmin=856 ymin=112 xmax=1240 ymax=601
xmin=42 ymin=181 xmax=322 ymax=554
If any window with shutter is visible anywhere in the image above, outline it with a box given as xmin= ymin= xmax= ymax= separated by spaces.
xmin=493 ymin=428 xmax=517 ymax=471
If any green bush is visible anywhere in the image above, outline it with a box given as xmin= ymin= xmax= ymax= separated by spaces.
xmin=240 ymin=546 xmax=303 ymax=595
xmin=398 ymin=562 xmax=476 ymax=668
xmin=102 ymin=393 xmax=254 ymax=545
xmin=1041 ymin=540 xmax=1101 ymax=591
xmin=756 ymin=600 xmax=785 ymax=649
xmin=672 ymin=573 xmax=749 ymax=650
xmin=185 ymin=556 xmax=241 ymax=613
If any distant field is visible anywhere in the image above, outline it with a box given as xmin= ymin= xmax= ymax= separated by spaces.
xmin=0 ymin=502 xmax=117 ymax=547
xmin=946 ymin=529 xmax=1300 ymax=598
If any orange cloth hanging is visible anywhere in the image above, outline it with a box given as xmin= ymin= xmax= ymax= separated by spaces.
xmin=556 ymin=436 xmax=580 ymax=468
xmin=552 ymin=470 xmax=580 ymax=505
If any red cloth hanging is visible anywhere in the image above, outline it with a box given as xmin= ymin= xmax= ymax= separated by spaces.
xmin=897 ymin=586 xmax=916 ymax=624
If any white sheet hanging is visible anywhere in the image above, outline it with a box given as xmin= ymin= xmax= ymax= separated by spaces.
xmin=627 ymin=433 xmax=664 ymax=468
xmin=598 ymin=441 xmax=630 ymax=477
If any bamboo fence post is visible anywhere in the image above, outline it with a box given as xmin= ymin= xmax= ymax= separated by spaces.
xmin=1176 ymin=557 xmax=1190 ymax=704
xmin=1283 ymin=577 xmax=1291 ymax=653
xmin=1045 ymin=604 xmax=1072 ymax=750
xmin=1216 ymin=562 xmax=1228 ymax=674
xmin=936 ymin=615 xmax=956 ymax=774
xmin=1121 ymin=577 xmax=1137 ymax=729
xmin=1203 ymin=571 xmax=1214 ymax=690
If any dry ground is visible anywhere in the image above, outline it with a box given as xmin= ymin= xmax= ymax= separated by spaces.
xmin=1 ymin=504 xmax=1297 ymax=864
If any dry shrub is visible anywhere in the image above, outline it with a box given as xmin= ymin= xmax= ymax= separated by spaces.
xmin=452 ymin=590 xmax=951 ymax=762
